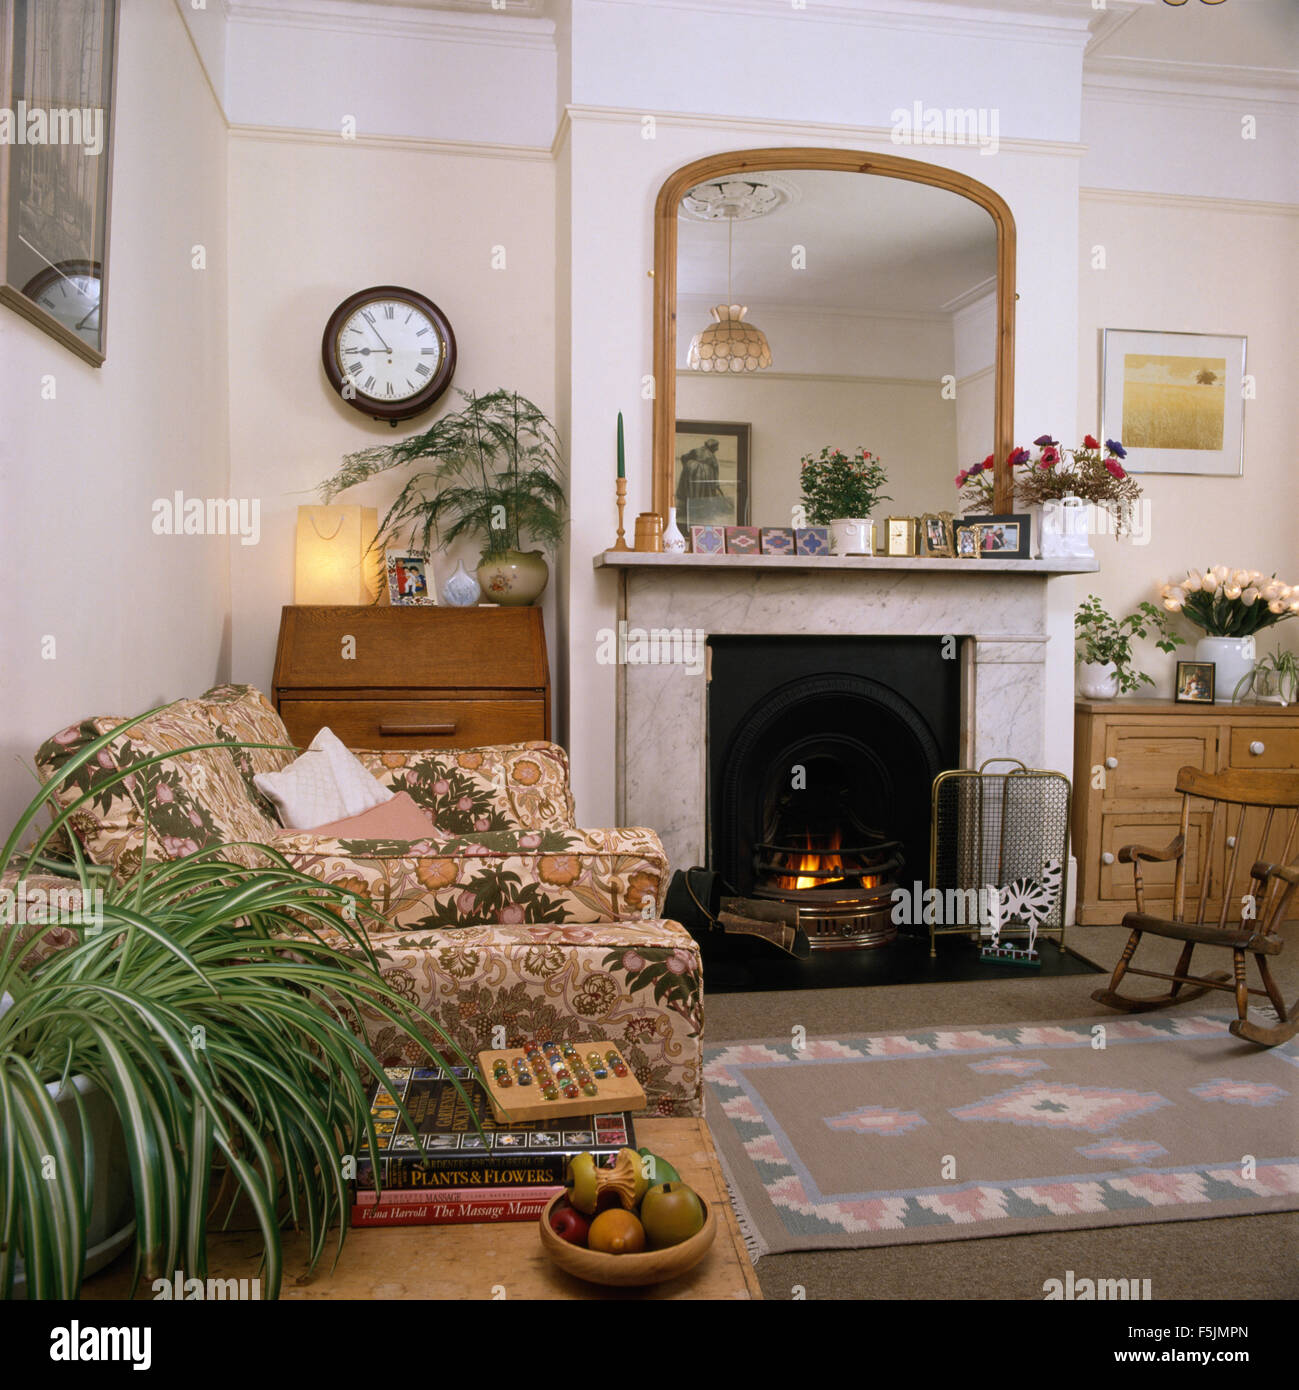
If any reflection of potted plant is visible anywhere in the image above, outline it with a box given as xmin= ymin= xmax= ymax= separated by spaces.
xmin=798 ymin=447 xmax=890 ymax=555
xmin=322 ymin=389 xmax=565 ymax=606
xmin=1075 ymin=595 xmax=1184 ymax=699
xmin=2 ymin=716 xmax=479 ymax=1298
xmin=1233 ymin=647 xmax=1299 ymax=706
xmin=1158 ymin=567 xmax=1298 ymax=699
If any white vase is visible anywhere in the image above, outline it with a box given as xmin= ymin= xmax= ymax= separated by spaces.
xmin=1196 ymin=635 xmax=1256 ymax=704
xmin=662 ymin=507 xmax=687 ymax=553
xmin=440 ymin=559 xmax=481 ymax=607
xmin=829 ymin=518 xmax=874 ymax=555
xmin=1078 ymin=660 xmax=1119 ymax=700
xmin=1041 ymin=495 xmax=1093 ymax=560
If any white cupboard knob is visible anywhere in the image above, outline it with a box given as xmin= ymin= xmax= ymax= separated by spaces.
xmin=1227 ymin=836 xmax=1237 ymax=849
xmin=1105 ymin=757 xmax=1118 ymax=770
xmin=1250 ymin=741 xmax=1265 ymax=756
xmin=1101 ymin=852 xmax=1115 ymax=866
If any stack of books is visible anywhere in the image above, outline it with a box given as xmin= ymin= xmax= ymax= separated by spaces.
xmin=351 ymin=1064 xmax=638 ymax=1227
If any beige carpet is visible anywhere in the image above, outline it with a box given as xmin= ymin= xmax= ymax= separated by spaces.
xmin=703 ymin=924 xmax=1299 ymax=1300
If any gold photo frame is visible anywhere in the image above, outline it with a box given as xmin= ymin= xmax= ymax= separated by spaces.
xmin=919 ymin=512 xmax=956 ymax=558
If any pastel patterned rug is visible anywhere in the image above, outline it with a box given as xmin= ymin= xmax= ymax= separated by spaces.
xmin=704 ymin=1015 xmax=1299 ymax=1256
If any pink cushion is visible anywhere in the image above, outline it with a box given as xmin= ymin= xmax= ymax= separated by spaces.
xmin=292 ymin=791 xmax=442 ymax=840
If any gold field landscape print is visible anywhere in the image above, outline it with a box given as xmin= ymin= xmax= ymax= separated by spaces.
xmin=1121 ymin=353 xmax=1225 ymax=452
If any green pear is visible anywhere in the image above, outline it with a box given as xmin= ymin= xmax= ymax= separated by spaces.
xmin=638 ymin=1181 xmax=706 ymax=1249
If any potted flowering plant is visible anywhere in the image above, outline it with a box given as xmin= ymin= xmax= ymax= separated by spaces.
xmin=799 ymin=447 xmax=890 ymax=554
xmin=957 ymin=435 xmax=1143 ymax=555
xmin=1158 ymin=567 xmax=1299 ymax=699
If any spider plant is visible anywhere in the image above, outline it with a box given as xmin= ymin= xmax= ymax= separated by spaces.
xmin=320 ymin=387 xmax=566 ymax=560
xmin=0 ymin=711 xmax=482 ymax=1300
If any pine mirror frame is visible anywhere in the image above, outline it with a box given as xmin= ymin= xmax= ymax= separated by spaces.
xmin=651 ymin=148 xmax=1018 ymax=520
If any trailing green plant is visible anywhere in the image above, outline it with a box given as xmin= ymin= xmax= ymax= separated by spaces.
xmin=0 ymin=712 xmax=483 ymax=1300
xmin=1233 ymin=646 xmax=1299 ymax=705
xmin=1075 ymin=594 xmax=1185 ymax=695
xmin=797 ymin=447 xmax=890 ymax=524
xmin=320 ymin=388 xmax=565 ymax=560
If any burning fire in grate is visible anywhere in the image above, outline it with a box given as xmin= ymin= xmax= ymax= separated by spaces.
xmin=753 ymin=824 xmax=903 ymax=951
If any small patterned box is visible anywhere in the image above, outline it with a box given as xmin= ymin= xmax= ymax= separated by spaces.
xmin=795 ymin=527 xmax=830 ymax=556
xmin=689 ymin=525 xmax=725 ymax=555
xmin=760 ymin=528 xmax=795 ymax=555
xmin=724 ymin=526 xmax=760 ymax=555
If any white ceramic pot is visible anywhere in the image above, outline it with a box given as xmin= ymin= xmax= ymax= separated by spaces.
xmin=1042 ymin=495 xmax=1094 ymax=560
xmin=829 ymin=518 xmax=874 ymax=555
xmin=1196 ymin=635 xmax=1256 ymax=704
xmin=1078 ymin=660 xmax=1120 ymax=700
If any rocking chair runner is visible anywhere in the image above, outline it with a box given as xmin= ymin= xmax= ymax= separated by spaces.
xmin=1092 ymin=766 xmax=1299 ymax=1046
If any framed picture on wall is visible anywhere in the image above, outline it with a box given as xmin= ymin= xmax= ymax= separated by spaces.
xmin=1101 ymin=328 xmax=1246 ymax=476
xmin=0 ymin=0 xmax=121 ymax=365
xmin=673 ymin=420 xmax=750 ymax=528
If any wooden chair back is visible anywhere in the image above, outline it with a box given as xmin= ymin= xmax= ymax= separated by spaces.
xmin=1171 ymin=767 xmax=1299 ymax=934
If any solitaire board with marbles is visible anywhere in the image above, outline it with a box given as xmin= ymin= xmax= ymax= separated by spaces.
xmin=477 ymin=1039 xmax=648 ymax=1124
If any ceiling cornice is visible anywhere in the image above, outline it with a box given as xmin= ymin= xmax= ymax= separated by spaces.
xmin=224 ymin=0 xmax=555 ymax=50
xmin=1084 ymin=57 xmax=1299 ymax=109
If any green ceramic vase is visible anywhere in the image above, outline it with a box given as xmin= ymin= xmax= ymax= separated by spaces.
xmin=476 ymin=549 xmax=549 ymax=606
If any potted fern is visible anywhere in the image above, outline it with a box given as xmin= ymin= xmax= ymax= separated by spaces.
xmin=321 ymin=388 xmax=565 ymax=605
xmin=1 ymin=714 xmax=481 ymax=1298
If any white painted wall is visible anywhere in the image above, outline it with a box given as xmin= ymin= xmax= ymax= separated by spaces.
xmin=0 ymin=0 xmax=231 ymax=831
xmin=224 ymin=133 xmax=558 ymax=702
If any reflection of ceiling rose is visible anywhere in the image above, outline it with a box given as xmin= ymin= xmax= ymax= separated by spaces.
xmin=680 ymin=175 xmax=799 ymax=223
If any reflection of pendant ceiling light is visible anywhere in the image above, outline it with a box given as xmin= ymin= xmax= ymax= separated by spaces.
xmin=684 ymin=179 xmax=779 ymax=373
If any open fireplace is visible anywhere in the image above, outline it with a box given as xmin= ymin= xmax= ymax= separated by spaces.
xmin=708 ymin=636 xmax=961 ymax=951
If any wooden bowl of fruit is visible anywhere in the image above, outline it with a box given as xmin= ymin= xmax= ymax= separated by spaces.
xmin=539 ymin=1147 xmax=717 ymax=1287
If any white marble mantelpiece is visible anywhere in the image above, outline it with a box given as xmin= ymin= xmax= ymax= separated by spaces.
xmin=602 ymin=552 xmax=1095 ymax=877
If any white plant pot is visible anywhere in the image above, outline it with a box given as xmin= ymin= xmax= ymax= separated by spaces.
xmin=1196 ymin=635 xmax=1256 ymax=704
xmin=829 ymin=518 xmax=874 ymax=555
xmin=1078 ymin=660 xmax=1120 ymax=700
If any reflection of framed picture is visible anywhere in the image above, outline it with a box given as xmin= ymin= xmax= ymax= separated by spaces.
xmin=673 ymin=420 xmax=750 ymax=528
xmin=0 ymin=0 xmax=120 ymax=365
xmin=920 ymin=512 xmax=955 ymax=558
xmin=386 ymin=551 xmax=436 ymax=606
xmin=1175 ymin=661 xmax=1215 ymax=705
xmin=1101 ymin=328 xmax=1246 ymax=476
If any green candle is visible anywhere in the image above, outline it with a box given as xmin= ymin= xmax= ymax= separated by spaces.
xmin=617 ymin=412 xmax=625 ymax=479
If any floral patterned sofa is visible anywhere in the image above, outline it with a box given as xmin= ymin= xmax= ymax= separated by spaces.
xmin=27 ymin=684 xmax=703 ymax=1115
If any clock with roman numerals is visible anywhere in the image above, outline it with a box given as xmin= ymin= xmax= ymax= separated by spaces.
xmin=322 ymin=285 xmax=457 ymax=424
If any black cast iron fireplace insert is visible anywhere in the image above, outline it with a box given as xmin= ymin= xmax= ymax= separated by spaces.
xmin=707 ymin=636 xmax=961 ymax=950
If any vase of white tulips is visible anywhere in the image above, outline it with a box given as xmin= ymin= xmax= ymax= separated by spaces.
xmin=1158 ymin=567 xmax=1299 ymax=703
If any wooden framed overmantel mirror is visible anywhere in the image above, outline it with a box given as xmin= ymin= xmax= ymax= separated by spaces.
xmin=651 ymin=149 xmax=1017 ymax=528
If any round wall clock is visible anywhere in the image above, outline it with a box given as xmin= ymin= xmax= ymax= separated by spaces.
xmin=21 ymin=259 xmax=103 ymax=348
xmin=322 ymin=285 xmax=456 ymax=424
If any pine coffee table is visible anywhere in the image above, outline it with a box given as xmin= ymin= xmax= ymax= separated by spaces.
xmin=80 ymin=1117 xmax=760 ymax=1301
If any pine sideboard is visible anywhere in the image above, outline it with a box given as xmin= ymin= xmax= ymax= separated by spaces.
xmin=1072 ymin=698 xmax=1299 ymax=924
xmin=271 ymin=605 xmax=550 ymax=751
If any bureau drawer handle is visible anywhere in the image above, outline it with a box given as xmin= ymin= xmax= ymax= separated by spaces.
xmin=379 ymin=723 xmax=457 ymax=737
xmin=1250 ymin=740 xmax=1265 ymax=757
xmin=1101 ymin=852 xmax=1115 ymax=866
xmin=1105 ymin=757 xmax=1118 ymax=770
xmin=1226 ymin=836 xmax=1237 ymax=849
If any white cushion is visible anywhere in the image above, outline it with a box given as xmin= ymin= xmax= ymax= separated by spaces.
xmin=254 ymin=727 xmax=393 ymax=830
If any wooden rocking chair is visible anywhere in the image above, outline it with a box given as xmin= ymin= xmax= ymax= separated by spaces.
xmin=1092 ymin=766 xmax=1299 ymax=1046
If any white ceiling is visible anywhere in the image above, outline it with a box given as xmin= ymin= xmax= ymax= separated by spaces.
xmin=676 ymin=170 xmax=998 ymax=317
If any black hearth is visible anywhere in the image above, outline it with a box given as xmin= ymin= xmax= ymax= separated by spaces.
xmin=708 ymin=636 xmax=960 ymax=952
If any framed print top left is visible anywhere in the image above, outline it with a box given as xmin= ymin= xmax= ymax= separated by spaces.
xmin=0 ymin=0 xmax=119 ymax=365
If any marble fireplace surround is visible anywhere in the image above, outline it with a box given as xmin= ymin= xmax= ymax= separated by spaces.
xmin=595 ymin=552 xmax=1096 ymax=877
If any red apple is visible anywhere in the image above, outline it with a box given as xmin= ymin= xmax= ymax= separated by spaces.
xmin=548 ymin=1202 xmax=591 ymax=1247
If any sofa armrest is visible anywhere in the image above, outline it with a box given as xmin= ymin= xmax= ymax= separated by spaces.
xmin=273 ymin=824 xmax=669 ymax=931
xmin=302 ymin=916 xmax=703 ymax=1117
xmin=352 ymin=741 xmax=576 ymax=834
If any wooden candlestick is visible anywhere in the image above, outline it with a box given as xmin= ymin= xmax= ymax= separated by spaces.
xmin=610 ymin=476 xmax=631 ymax=551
